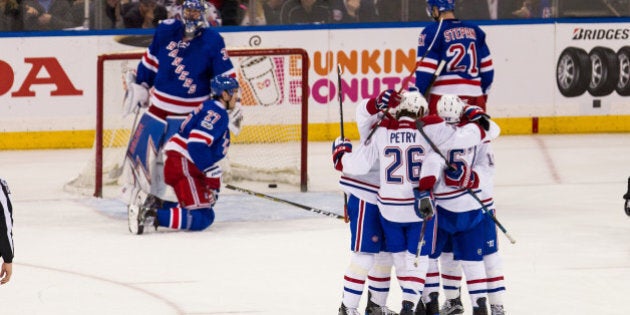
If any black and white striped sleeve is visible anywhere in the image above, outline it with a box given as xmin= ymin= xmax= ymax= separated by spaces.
xmin=0 ymin=179 xmax=14 ymax=263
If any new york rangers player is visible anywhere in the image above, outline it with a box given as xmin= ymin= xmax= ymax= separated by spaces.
xmin=128 ymin=75 xmax=239 ymax=234
xmin=415 ymin=0 xmax=494 ymax=114
xmin=122 ymin=0 xmax=236 ymax=214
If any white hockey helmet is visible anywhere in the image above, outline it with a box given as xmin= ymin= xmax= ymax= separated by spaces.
xmin=396 ymin=88 xmax=428 ymax=118
xmin=437 ymin=94 xmax=465 ymax=124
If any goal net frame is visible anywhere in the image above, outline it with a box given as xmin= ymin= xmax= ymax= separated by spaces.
xmin=94 ymin=48 xmax=309 ymax=197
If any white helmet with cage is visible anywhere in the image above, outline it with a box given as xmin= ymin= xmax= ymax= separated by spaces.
xmin=436 ymin=94 xmax=465 ymax=124
xmin=396 ymin=88 xmax=428 ymax=118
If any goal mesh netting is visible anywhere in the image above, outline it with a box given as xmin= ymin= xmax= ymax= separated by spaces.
xmin=65 ymin=48 xmax=309 ymax=198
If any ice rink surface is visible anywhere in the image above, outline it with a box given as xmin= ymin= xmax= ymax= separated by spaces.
xmin=1 ymin=134 xmax=629 ymax=314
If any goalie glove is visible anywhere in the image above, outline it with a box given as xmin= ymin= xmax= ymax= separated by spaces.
xmin=228 ymin=103 xmax=244 ymax=135
xmin=122 ymin=70 xmax=150 ymax=117
xmin=332 ymin=137 xmax=352 ymax=172
xmin=413 ymin=188 xmax=435 ymax=220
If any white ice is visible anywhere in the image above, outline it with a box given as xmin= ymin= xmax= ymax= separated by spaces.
xmin=1 ymin=134 xmax=629 ymax=314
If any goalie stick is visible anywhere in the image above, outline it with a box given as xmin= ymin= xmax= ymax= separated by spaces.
xmin=225 ymin=184 xmax=345 ymax=220
xmin=414 ymin=119 xmax=517 ymax=244
xmin=337 ymin=64 xmax=350 ymax=223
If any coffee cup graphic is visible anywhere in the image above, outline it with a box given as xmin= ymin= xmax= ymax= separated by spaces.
xmin=240 ymin=56 xmax=281 ymax=106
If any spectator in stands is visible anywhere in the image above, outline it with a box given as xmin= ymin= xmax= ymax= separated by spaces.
xmin=263 ymin=0 xmax=283 ymax=25
xmin=330 ymin=0 xmax=377 ymax=23
xmin=0 ymin=0 xmax=21 ymax=31
xmin=123 ymin=0 xmax=167 ymax=28
xmin=22 ymin=0 xmax=81 ymax=30
xmin=220 ymin=0 xmax=246 ymax=25
xmin=374 ymin=0 xmax=427 ymax=22
xmin=512 ymin=0 xmax=553 ymax=18
xmin=88 ymin=0 xmax=125 ymax=29
xmin=280 ymin=0 xmax=330 ymax=24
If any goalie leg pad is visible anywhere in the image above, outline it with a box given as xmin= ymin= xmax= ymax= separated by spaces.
xmin=126 ymin=112 xmax=168 ymax=192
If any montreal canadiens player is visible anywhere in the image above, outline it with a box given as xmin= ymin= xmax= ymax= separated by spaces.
xmin=334 ymin=88 xmax=441 ymax=314
xmin=122 ymin=0 xmax=237 ymax=224
xmin=418 ymin=95 xmax=501 ymax=315
xmin=128 ymin=75 xmax=239 ymax=234
xmin=415 ymin=0 xmax=494 ymax=114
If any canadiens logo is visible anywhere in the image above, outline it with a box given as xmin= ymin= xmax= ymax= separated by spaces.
xmin=572 ymin=27 xmax=630 ymax=40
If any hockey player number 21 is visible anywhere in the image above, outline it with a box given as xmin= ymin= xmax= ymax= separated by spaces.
xmin=384 ymin=146 xmax=424 ymax=184
xmin=446 ymin=42 xmax=478 ymax=76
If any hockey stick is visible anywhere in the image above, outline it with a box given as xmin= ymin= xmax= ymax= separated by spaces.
xmin=414 ymin=218 xmax=428 ymax=267
xmin=414 ymin=119 xmax=516 ymax=244
xmin=224 ymin=184 xmax=345 ymax=220
xmin=337 ymin=64 xmax=350 ymax=223
xmin=364 ymin=18 xmax=445 ymax=144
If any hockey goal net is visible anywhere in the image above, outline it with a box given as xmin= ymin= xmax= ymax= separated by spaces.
xmin=66 ymin=48 xmax=309 ymax=198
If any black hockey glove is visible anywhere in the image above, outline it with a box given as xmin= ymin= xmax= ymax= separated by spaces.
xmin=413 ymin=188 xmax=434 ymax=220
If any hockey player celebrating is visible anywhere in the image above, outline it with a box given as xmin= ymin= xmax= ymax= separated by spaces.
xmin=128 ymin=75 xmax=240 ymax=234
xmin=416 ymin=0 xmax=494 ymax=114
xmin=417 ymin=95 xmax=501 ymax=315
xmin=334 ymin=89 xmax=401 ymax=315
xmin=122 ymin=0 xmax=237 ymax=223
xmin=334 ymin=88 xmax=441 ymax=315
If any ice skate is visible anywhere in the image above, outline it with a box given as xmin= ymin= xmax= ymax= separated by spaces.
xmin=490 ymin=304 xmax=505 ymax=315
xmin=472 ymin=297 xmax=488 ymax=315
xmin=439 ymin=296 xmax=463 ymax=315
xmin=425 ymin=292 xmax=439 ymax=315
xmin=400 ymin=301 xmax=415 ymax=315
xmin=338 ymin=302 xmax=360 ymax=315
xmin=365 ymin=292 xmax=398 ymax=315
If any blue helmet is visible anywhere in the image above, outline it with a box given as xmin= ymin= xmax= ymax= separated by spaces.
xmin=426 ymin=0 xmax=456 ymax=12
xmin=182 ymin=0 xmax=207 ymax=38
xmin=210 ymin=75 xmax=239 ymax=98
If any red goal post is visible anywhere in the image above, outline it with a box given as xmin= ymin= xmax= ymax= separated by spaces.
xmin=91 ymin=48 xmax=309 ymax=197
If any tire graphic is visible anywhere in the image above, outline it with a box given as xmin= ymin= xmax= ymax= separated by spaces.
xmin=616 ymin=46 xmax=630 ymax=96
xmin=587 ymin=46 xmax=619 ymax=96
xmin=556 ymin=47 xmax=591 ymax=97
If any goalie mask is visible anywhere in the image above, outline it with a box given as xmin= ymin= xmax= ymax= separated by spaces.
xmin=437 ymin=94 xmax=465 ymax=124
xmin=210 ymin=75 xmax=240 ymax=99
xmin=182 ymin=0 xmax=208 ymax=39
xmin=396 ymin=88 xmax=428 ymax=118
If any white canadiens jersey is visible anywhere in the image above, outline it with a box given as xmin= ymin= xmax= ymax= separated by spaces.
xmin=342 ymin=116 xmax=451 ymax=223
xmin=339 ymin=99 xmax=380 ymax=203
xmin=475 ymin=140 xmax=495 ymax=209
xmin=420 ymin=120 xmax=500 ymax=213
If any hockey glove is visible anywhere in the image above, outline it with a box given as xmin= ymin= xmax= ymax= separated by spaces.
xmin=204 ymin=164 xmax=222 ymax=191
xmin=228 ymin=103 xmax=244 ymax=135
xmin=376 ymin=89 xmax=401 ymax=111
xmin=332 ymin=137 xmax=352 ymax=172
xmin=122 ymin=70 xmax=150 ymax=117
xmin=413 ymin=188 xmax=435 ymax=220
xmin=461 ymin=105 xmax=490 ymax=131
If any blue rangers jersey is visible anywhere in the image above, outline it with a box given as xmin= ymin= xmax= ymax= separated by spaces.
xmin=415 ymin=19 xmax=494 ymax=98
xmin=136 ymin=18 xmax=235 ymax=115
xmin=163 ymin=99 xmax=231 ymax=173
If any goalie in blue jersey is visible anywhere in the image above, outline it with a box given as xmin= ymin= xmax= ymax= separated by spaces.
xmin=121 ymin=0 xmax=240 ymax=229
